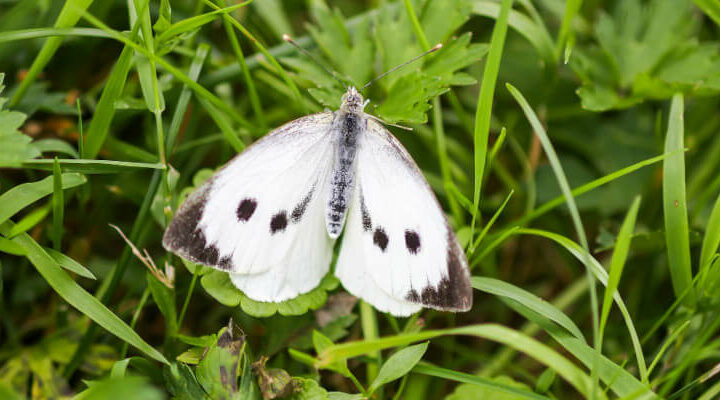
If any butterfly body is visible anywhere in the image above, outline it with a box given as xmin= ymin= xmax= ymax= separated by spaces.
xmin=163 ymin=87 xmax=472 ymax=316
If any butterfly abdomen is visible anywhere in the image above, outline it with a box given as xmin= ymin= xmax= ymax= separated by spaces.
xmin=326 ymin=112 xmax=364 ymax=238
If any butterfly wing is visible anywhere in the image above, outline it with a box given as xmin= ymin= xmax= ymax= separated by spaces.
xmin=163 ymin=112 xmax=336 ymax=302
xmin=335 ymin=118 xmax=472 ymax=316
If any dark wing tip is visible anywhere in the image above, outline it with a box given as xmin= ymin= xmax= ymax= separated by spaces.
xmin=405 ymin=228 xmax=473 ymax=312
xmin=162 ymin=181 xmax=234 ymax=271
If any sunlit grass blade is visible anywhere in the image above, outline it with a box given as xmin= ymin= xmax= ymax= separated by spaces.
xmin=469 ymin=0 xmax=513 ymax=251
xmin=598 ymin=196 xmax=643 ymax=380
xmin=663 ymin=94 xmax=694 ymax=306
xmin=0 ymin=27 xmax=111 ymax=43
xmin=555 ymin=0 xmax=582 ymax=61
xmin=0 ymin=221 xmax=168 ymax=365
xmin=0 ymin=173 xmax=86 ymax=226
xmin=50 ymin=158 xmax=64 ymax=251
xmin=5 ymin=205 xmax=49 ymax=238
xmin=471 ymin=190 xmax=513 ymax=250
xmin=413 ymin=361 xmax=550 ymax=400
xmin=699 ymin=190 xmax=720 ymax=291
xmin=472 ymin=276 xmax=585 ymax=340
xmin=218 ymin=0 xmax=266 ymax=129
xmin=20 ymin=159 xmax=165 ymax=174
xmin=693 ymin=0 xmax=720 ymax=27
xmin=516 ymin=228 xmax=647 ymax=383
xmin=44 ymin=247 xmax=96 ymax=280
xmin=8 ymin=0 xmax=94 ymax=107
xmin=646 ymin=320 xmax=691 ymax=378
xmin=512 ymin=152 xmax=669 ymax=228
xmin=472 ymin=1 xmax=554 ymax=64
xmin=166 ymin=44 xmax=209 ymax=157
xmin=155 ymin=1 xmax=252 ymax=45
xmin=317 ymin=324 xmax=602 ymax=399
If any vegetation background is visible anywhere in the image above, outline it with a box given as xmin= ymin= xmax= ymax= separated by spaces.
xmin=1 ymin=0 xmax=720 ymax=398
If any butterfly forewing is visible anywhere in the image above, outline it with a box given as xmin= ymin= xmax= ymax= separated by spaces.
xmin=335 ymin=119 xmax=472 ymax=315
xmin=163 ymin=112 xmax=337 ymax=302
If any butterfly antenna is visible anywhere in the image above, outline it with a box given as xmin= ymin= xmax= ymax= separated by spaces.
xmin=360 ymin=43 xmax=443 ymax=91
xmin=283 ymin=34 xmax=347 ymax=87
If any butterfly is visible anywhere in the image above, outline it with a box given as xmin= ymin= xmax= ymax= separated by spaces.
xmin=162 ymin=86 xmax=472 ymax=316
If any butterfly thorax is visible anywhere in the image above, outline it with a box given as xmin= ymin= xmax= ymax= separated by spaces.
xmin=326 ymin=87 xmax=367 ymax=238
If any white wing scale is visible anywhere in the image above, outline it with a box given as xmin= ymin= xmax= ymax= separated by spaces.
xmin=163 ymin=112 xmax=336 ymax=302
xmin=335 ymin=119 xmax=472 ymax=316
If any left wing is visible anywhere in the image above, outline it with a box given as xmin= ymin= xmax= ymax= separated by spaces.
xmin=334 ymin=119 xmax=472 ymax=316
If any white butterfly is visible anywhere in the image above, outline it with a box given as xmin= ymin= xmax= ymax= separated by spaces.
xmin=163 ymin=86 xmax=472 ymax=316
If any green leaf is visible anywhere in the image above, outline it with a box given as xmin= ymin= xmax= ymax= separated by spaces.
xmin=0 ymin=173 xmax=86 ymax=226
xmin=368 ymin=342 xmax=428 ymax=394
xmin=201 ymin=271 xmax=338 ymax=317
xmin=313 ymin=330 xmax=350 ymax=377
xmin=45 ymin=247 xmax=96 ymax=279
xmin=289 ymin=377 xmax=328 ymax=400
xmin=18 ymin=159 xmax=165 ymax=174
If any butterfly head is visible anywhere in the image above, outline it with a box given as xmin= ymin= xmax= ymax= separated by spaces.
xmin=340 ymin=86 xmax=366 ymax=113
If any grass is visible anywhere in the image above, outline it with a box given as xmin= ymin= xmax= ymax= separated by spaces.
xmin=2 ymin=0 xmax=720 ymax=398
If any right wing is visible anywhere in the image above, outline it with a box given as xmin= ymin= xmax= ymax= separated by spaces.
xmin=163 ymin=112 xmax=337 ymax=302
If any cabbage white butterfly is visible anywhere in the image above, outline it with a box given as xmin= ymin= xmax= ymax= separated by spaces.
xmin=163 ymin=43 xmax=472 ymax=316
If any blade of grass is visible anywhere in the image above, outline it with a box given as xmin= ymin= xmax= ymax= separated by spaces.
xmin=555 ymin=0 xmax=582 ymax=61
xmin=19 ymin=159 xmax=165 ymax=174
xmin=516 ymin=228 xmax=647 ymax=383
xmin=0 ymin=27 xmax=112 ymax=43
xmin=51 ymin=158 xmax=64 ymax=250
xmin=166 ymin=44 xmax=210 ymax=157
xmin=471 ymin=190 xmax=514 ymax=250
xmin=663 ymin=94 xmax=694 ymax=307
xmin=0 ymin=221 xmax=167 ymax=365
xmin=44 ymin=248 xmax=96 ymax=280
xmin=317 ymin=324 xmax=602 ymax=399
xmin=200 ymin=0 xmax=305 ymax=113
xmin=5 ymin=206 xmax=49 ymax=238
xmin=472 ymin=276 xmax=585 ymax=340
xmin=598 ymin=196 xmax=644 ymax=381
xmin=699 ymin=187 xmax=720 ymax=291
xmin=470 ymin=0 xmax=513 ymax=251
xmin=402 ymin=0 xmax=463 ymax=225
xmin=412 ymin=361 xmax=550 ymax=400
xmin=8 ymin=0 xmax=95 ymax=107
xmin=155 ymin=1 xmax=252 ymax=45
xmin=218 ymin=0 xmax=266 ymax=129
xmin=646 ymin=320 xmax=691 ymax=378
xmin=64 ymin=170 xmax=162 ymax=377
xmin=0 ymin=173 xmax=86 ymax=226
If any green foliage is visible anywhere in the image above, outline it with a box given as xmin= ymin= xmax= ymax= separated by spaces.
xmin=3 ymin=0 xmax=720 ymax=398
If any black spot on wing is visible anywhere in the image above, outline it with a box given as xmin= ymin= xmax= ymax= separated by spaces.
xmin=404 ymin=230 xmax=421 ymax=254
xmin=236 ymin=198 xmax=257 ymax=222
xmin=270 ymin=211 xmax=288 ymax=234
xmin=403 ymin=228 xmax=472 ymax=311
xmin=162 ymin=181 xmax=224 ymax=268
xmin=291 ymin=188 xmax=314 ymax=223
xmin=373 ymin=227 xmax=388 ymax=251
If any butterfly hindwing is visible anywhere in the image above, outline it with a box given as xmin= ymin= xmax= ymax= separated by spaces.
xmin=335 ymin=119 xmax=472 ymax=316
xmin=163 ymin=112 xmax=336 ymax=302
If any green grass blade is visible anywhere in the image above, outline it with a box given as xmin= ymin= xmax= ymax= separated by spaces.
xmin=472 ymin=276 xmax=585 ymax=341
xmin=471 ymin=190 xmax=514 ymax=250
xmin=155 ymin=1 xmax=252 ymax=45
xmin=44 ymin=247 xmax=96 ymax=280
xmin=663 ymin=94 xmax=694 ymax=306
xmin=699 ymin=187 xmax=720 ymax=288
xmin=517 ymin=228 xmax=647 ymax=383
xmin=166 ymin=44 xmax=210 ymax=156
xmin=555 ymin=0 xmax=582 ymax=61
xmin=368 ymin=342 xmax=428 ymax=394
xmin=598 ymin=196 xmax=644 ymax=380
xmin=469 ymin=0 xmax=513 ymax=251
xmin=412 ymin=362 xmax=550 ymax=400
xmin=0 ymin=27 xmax=111 ymax=43
xmin=51 ymin=158 xmax=64 ymax=250
xmin=472 ymin=2 xmax=554 ymax=64
xmin=219 ymin=0 xmax=265 ymax=129
xmin=5 ymin=205 xmax=49 ymax=238
xmin=0 ymin=173 xmax=86 ymax=226
xmin=693 ymin=0 xmax=720 ymax=27
xmin=317 ymin=324 xmax=602 ymax=399
xmin=19 ymin=159 xmax=165 ymax=174
xmin=8 ymin=0 xmax=95 ymax=107
xmin=0 ymin=221 xmax=168 ymax=365
xmin=646 ymin=320 xmax=691 ymax=378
